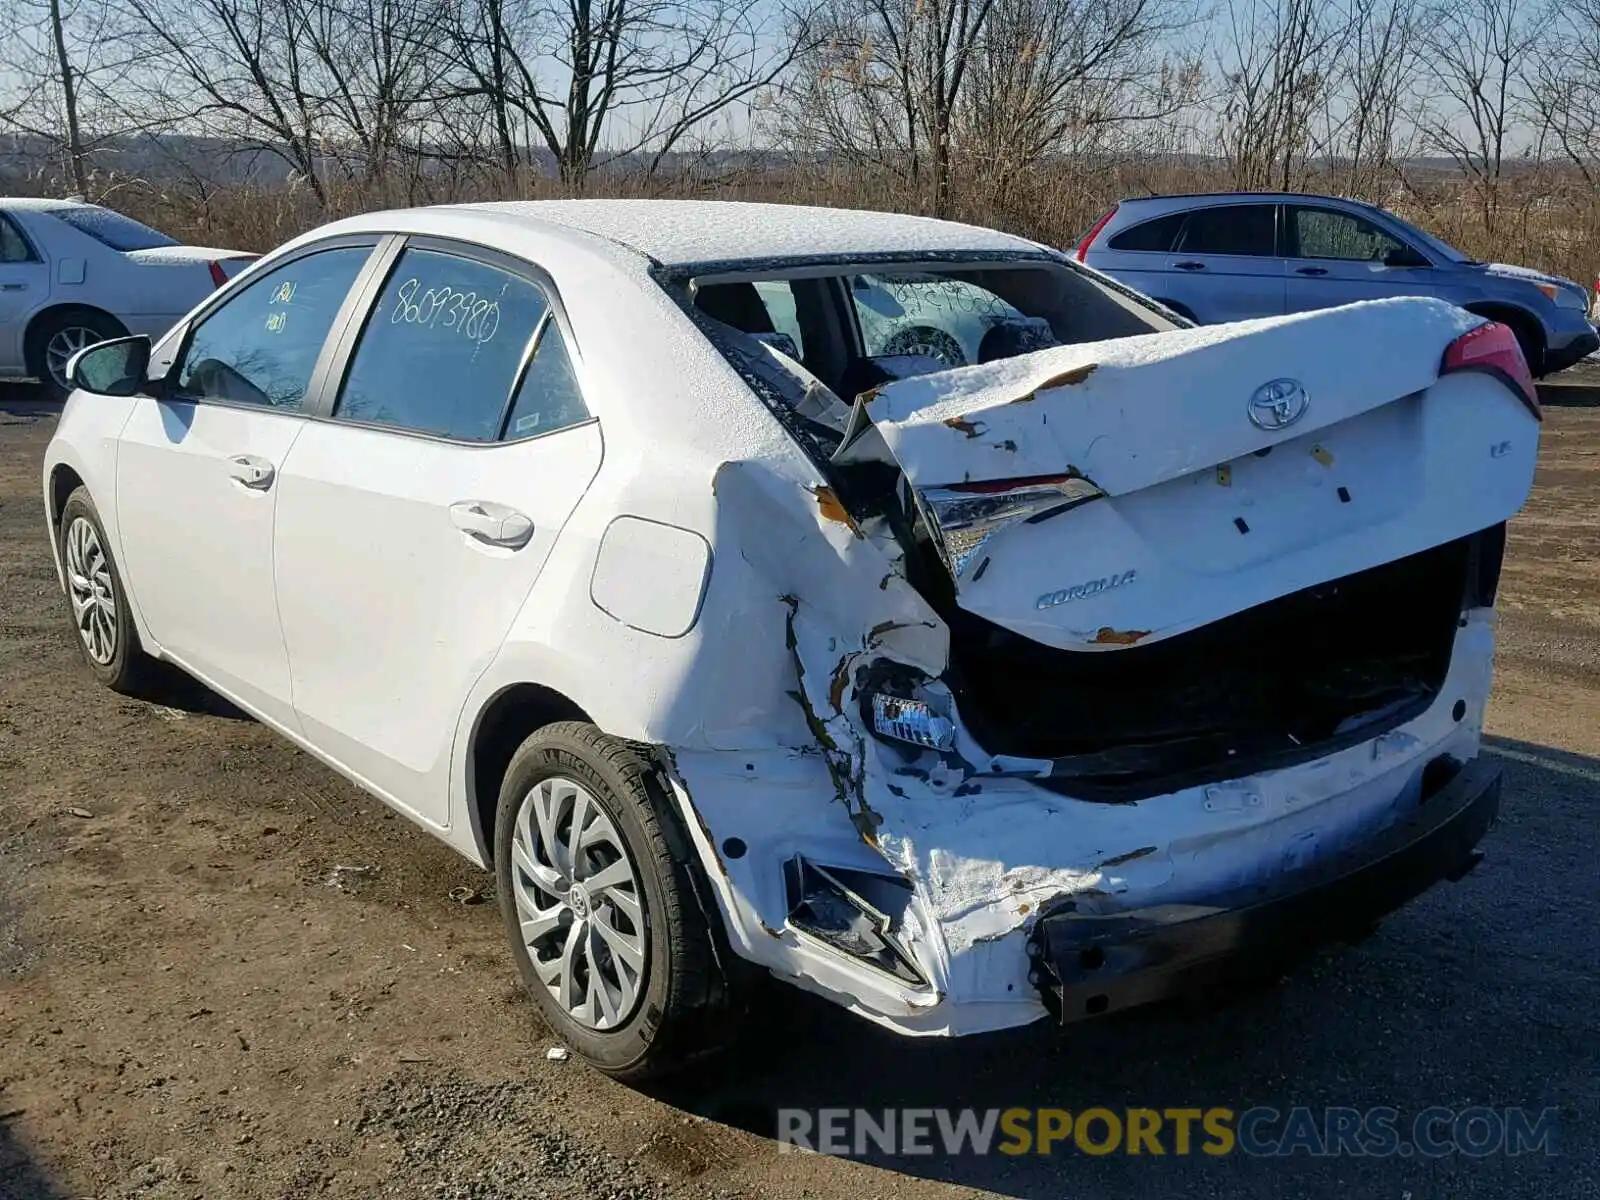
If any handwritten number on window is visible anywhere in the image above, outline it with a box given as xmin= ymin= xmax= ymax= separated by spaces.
xmin=389 ymin=277 xmax=500 ymax=344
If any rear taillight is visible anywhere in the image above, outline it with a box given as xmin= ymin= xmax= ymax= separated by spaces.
xmin=1440 ymin=321 xmax=1540 ymax=421
xmin=1073 ymin=205 xmax=1119 ymax=262
xmin=208 ymin=260 xmax=228 ymax=289
xmin=915 ymin=474 xmax=1105 ymax=580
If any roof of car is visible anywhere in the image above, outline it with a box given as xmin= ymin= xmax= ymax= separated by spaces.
xmin=0 ymin=197 xmax=88 ymax=211
xmin=1118 ymin=191 xmax=1368 ymax=207
xmin=447 ymin=199 xmax=1042 ymax=266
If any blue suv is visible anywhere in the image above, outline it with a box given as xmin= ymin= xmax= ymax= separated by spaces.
xmin=1076 ymin=192 xmax=1599 ymax=375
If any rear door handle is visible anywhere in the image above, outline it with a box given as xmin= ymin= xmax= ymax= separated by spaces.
xmin=227 ymin=454 xmax=275 ymax=490
xmin=1172 ymin=260 xmax=1206 ymax=271
xmin=1296 ymin=266 xmax=1328 ymax=276
xmin=0 ymin=282 xmax=25 ymax=292
xmin=450 ymin=500 xmax=534 ymax=549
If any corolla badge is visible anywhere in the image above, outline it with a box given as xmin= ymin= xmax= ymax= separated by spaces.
xmin=1248 ymin=378 xmax=1309 ymax=430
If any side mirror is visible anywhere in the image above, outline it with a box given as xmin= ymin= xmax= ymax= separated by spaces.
xmin=66 ymin=335 xmax=151 ymax=396
xmin=1383 ymin=246 xmax=1430 ymax=269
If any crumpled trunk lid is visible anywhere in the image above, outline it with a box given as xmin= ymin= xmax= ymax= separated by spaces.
xmin=853 ymin=296 xmax=1538 ymax=651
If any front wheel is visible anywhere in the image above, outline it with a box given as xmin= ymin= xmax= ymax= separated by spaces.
xmin=494 ymin=722 xmax=739 ymax=1080
xmin=57 ymin=487 xmax=156 ymax=693
xmin=30 ymin=310 xmax=128 ymax=398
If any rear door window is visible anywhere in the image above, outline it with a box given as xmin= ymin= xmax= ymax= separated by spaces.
xmin=333 ymin=247 xmax=553 ymax=442
xmin=1176 ymin=205 xmax=1278 ymax=257
xmin=1107 ymin=212 xmax=1186 ymax=252
xmin=175 ymin=245 xmax=371 ymax=410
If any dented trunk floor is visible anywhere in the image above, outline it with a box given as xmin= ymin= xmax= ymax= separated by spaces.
xmin=1 ymin=382 xmax=1597 ymax=1200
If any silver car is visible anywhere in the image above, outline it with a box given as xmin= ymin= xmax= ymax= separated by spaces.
xmin=1076 ymin=191 xmax=1599 ymax=375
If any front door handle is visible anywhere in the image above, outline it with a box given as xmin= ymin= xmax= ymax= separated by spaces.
xmin=227 ymin=454 xmax=275 ymax=490
xmin=1172 ymin=260 xmax=1206 ymax=271
xmin=1296 ymin=266 xmax=1329 ymax=276
xmin=450 ymin=500 xmax=534 ymax=549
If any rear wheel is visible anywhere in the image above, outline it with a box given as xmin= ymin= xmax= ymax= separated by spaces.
xmin=57 ymin=487 xmax=156 ymax=693
xmin=29 ymin=309 xmax=128 ymax=398
xmin=494 ymin=722 xmax=739 ymax=1080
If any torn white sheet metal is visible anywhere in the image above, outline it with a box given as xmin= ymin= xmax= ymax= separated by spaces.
xmin=847 ymin=299 xmax=1536 ymax=652
xmin=668 ymin=603 xmax=1498 ymax=1037
xmin=860 ymin=296 xmax=1483 ymax=490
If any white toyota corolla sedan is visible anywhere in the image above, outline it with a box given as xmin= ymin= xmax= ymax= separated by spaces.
xmin=0 ymin=197 xmax=256 ymax=395
xmin=42 ymin=200 xmax=1539 ymax=1079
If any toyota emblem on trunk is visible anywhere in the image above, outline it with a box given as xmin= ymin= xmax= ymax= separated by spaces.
xmin=1248 ymin=379 xmax=1309 ymax=429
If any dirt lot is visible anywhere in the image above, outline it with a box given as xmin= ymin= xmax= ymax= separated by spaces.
xmin=1 ymin=385 xmax=1597 ymax=1200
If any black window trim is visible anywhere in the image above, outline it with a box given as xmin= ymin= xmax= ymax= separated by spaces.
xmin=1283 ymin=202 xmax=1430 ymax=265
xmin=155 ymin=233 xmax=391 ymax=419
xmin=315 ymin=232 xmax=597 ymax=448
xmin=1172 ymin=202 xmax=1283 ymax=259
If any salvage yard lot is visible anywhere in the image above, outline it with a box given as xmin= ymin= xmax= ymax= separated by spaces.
xmin=1 ymin=384 xmax=1597 ymax=1200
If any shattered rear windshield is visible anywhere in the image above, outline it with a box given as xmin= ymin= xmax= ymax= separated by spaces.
xmin=671 ymin=255 xmax=1175 ymax=456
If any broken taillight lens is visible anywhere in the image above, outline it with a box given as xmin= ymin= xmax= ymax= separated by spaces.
xmin=916 ymin=474 xmax=1104 ymax=580
xmin=1440 ymin=321 xmax=1541 ymax=421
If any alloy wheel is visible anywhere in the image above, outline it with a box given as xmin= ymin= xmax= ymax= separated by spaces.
xmin=510 ymin=776 xmax=647 ymax=1031
xmin=45 ymin=326 xmax=102 ymax=391
xmin=64 ymin=516 xmax=117 ymax=664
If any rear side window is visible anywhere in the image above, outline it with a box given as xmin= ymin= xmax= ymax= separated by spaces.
xmin=43 ymin=204 xmax=177 ymax=252
xmin=1107 ymin=212 xmax=1186 ymax=253
xmin=1176 ymin=205 xmax=1277 ymax=257
xmin=504 ymin=320 xmax=588 ymax=439
xmin=176 ymin=245 xmax=371 ymax=410
xmin=0 ymin=214 xmax=36 ymax=262
xmin=334 ymin=247 xmax=554 ymax=442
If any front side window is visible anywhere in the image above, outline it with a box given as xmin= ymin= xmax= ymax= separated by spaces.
xmin=175 ymin=245 xmax=371 ymax=410
xmin=0 ymin=215 xmax=36 ymax=263
xmin=1176 ymin=205 xmax=1277 ymax=257
xmin=334 ymin=247 xmax=553 ymax=441
xmin=44 ymin=204 xmax=178 ymax=252
xmin=1291 ymin=207 xmax=1406 ymax=262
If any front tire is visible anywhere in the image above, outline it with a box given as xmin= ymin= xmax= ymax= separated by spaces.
xmin=57 ymin=487 xmax=155 ymax=693
xmin=494 ymin=722 xmax=738 ymax=1080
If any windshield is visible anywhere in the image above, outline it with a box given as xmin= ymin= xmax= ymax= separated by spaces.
xmin=43 ymin=204 xmax=178 ymax=252
xmin=684 ymin=258 xmax=1176 ymax=451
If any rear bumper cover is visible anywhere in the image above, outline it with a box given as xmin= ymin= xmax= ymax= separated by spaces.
xmin=1030 ymin=758 xmax=1501 ymax=1022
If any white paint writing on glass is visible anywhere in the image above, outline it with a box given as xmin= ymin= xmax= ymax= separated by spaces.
xmin=389 ymin=277 xmax=501 ymax=344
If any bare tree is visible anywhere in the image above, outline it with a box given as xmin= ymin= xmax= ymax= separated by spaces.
xmin=1416 ymin=0 xmax=1538 ymax=233
xmin=1524 ymin=0 xmax=1600 ymax=185
xmin=1214 ymin=0 xmax=1349 ymax=191
xmin=779 ymin=0 xmax=1004 ymax=215
xmin=441 ymin=0 xmax=807 ymax=191
xmin=0 ymin=0 xmax=143 ymax=193
xmin=959 ymin=0 xmax=1201 ymax=206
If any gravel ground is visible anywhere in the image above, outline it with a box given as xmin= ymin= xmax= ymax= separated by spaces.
xmin=1 ymin=383 xmax=1596 ymax=1200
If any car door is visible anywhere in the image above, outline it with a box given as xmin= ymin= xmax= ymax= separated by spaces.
xmin=1284 ymin=204 xmax=1442 ymax=312
xmin=1161 ymin=203 xmax=1286 ymax=323
xmin=0 ymin=212 xmax=51 ymax=373
xmin=112 ymin=239 xmax=380 ymax=727
xmin=272 ymin=238 xmax=603 ymax=827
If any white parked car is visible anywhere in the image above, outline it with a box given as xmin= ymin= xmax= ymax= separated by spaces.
xmin=0 ymin=197 xmax=256 ymax=395
xmin=43 ymin=200 xmax=1537 ymax=1079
